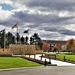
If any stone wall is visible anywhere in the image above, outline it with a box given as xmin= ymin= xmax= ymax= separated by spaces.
xmin=0 ymin=49 xmax=12 ymax=56
xmin=9 ymin=44 xmax=37 ymax=55
xmin=0 ymin=49 xmax=11 ymax=54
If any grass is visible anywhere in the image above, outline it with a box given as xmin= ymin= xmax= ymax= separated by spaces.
xmin=57 ymin=53 xmax=75 ymax=60
xmin=44 ymin=52 xmax=75 ymax=61
xmin=0 ymin=57 xmax=42 ymax=69
xmin=44 ymin=52 xmax=56 ymax=54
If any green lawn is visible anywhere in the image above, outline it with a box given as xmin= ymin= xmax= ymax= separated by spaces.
xmin=0 ymin=57 xmax=42 ymax=69
xmin=57 ymin=53 xmax=75 ymax=60
xmin=44 ymin=52 xmax=75 ymax=61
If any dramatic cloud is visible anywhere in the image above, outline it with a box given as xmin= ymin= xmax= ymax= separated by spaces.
xmin=0 ymin=0 xmax=75 ymax=40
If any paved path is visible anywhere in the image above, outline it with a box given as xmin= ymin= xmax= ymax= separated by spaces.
xmin=26 ymin=54 xmax=75 ymax=66
xmin=0 ymin=66 xmax=75 ymax=75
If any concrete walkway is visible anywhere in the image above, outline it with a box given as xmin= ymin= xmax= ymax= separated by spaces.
xmin=26 ymin=54 xmax=75 ymax=66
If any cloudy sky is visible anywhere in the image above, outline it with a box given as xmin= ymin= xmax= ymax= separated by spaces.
xmin=0 ymin=0 xmax=75 ymax=40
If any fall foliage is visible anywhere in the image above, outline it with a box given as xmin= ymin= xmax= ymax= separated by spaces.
xmin=42 ymin=42 xmax=50 ymax=51
xmin=55 ymin=44 xmax=62 ymax=50
xmin=53 ymin=44 xmax=62 ymax=52
xmin=66 ymin=38 xmax=75 ymax=53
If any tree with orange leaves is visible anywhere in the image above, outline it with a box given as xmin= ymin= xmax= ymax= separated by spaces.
xmin=56 ymin=44 xmax=62 ymax=50
xmin=66 ymin=38 xmax=75 ymax=53
xmin=42 ymin=42 xmax=50 ymax=51
xmin=54 ymin=44 xmax=62 ymax=52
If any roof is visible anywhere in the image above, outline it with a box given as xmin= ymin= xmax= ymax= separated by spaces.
xmin=43 ymin=40 xmax=67 ymax=45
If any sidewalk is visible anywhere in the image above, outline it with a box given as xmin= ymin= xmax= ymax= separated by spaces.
xmin=26 ymin=54 xmax=75 ymax=66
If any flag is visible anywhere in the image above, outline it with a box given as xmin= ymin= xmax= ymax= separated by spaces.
xmin=23 ymin=29 xmax=29 ymax=33
xmin=12 ymin=23 xmax=18 ymax=29
xmin=0 ymin=29 xmax=5 ymax=33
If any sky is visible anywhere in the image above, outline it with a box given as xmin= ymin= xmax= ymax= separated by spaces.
xmin=0 ymin=0 xmax=75 ymax=40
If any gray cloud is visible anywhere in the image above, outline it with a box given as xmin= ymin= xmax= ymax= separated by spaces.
xmin=11 ymin=9 xmax=75 ymax=25
xmin=0 ymin=0 xmax=75 ymax=40
xmin=59 ymin=30 xmax=75 ymax=36
xmin=24 ymin=0 xmax=75 ymax=11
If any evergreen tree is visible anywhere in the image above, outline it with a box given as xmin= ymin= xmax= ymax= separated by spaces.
xmin=21 ymin=36 xmax=24 ymax=44
xmin=30 ymin=37 xmax=34 ymax=44
xmin=26 ymin=36 xmax=28 ymax=44
xmin=31 ymin=33 xmax=43 ymax=49
xmin=16 ymin=33 xmax=20 ymax=44
xmin=6 ymin=32 xmax=15 ymax=45
xmin=0 ymin=32 xmax=5 ymax=48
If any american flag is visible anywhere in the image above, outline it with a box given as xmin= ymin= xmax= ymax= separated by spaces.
xmin=12 ymin=23 xmax=18 ymax=29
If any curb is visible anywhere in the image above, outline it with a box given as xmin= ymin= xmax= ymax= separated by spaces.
xmin=0 ymin=68 xmax=24 ymax=72
xmin=48 ymin=64 xmax=57 ymax=66
xmin=0 ymin=66 xmax=44 ymax=72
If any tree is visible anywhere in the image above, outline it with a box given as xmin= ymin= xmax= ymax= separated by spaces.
xmin=30 ymin=37 xmax=34 ymax=44
xmin=66 ymin=38 xmax=75 ymax=53
xmin=16 ymin=33 xmax=20 ymax=44
xmin=0 ymin=32 xmax=5 ymax=48
xmin=6 ymin=32 xmax=15 ymax=45
xmin=32 ymin=33 xmax=39 ymax=44
xmin=25 ymin=36 xmax=28 ymax=44
xmin=0 ymin=31 xmax=16 ymax=48
xmin=31 ymin=33 xmax=43 ymax=49
xmin=21 ymin=36 xmax=24 ymax=44
xmin=42 ymin=42 xmax=50 ymax=51
xmin=54 ymin=44 xmax=62 ymax=52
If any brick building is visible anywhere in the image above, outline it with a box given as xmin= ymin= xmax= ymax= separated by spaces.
xmin=43 ymin=40 xmax=67 ymax=51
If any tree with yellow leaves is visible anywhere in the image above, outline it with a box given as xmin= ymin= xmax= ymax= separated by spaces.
xmin=66 ymin=38 xmax=75 ymax=53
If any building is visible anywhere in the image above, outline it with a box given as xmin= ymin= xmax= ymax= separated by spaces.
xmin=43 ymin=40 xmax=67 ymax=51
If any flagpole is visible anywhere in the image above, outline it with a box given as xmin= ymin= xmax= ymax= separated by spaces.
xmin=12 ymin=22 xmax=18 ymax=44
xmin=4 ymin=30 xmax=5 ymax=50
xmin=16 ymin=25 xmax=18 ymax=44
xmin=23 ymin=29 xmax=29 ymax=44
xmin=27 ymin=29 xmax=29 ymax=44
xmin=17 ymin=24 xmax=18 ymax=34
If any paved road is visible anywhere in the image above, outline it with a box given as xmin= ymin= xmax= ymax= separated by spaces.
xmin=0 ymin=66 xmax=75 ymax=75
